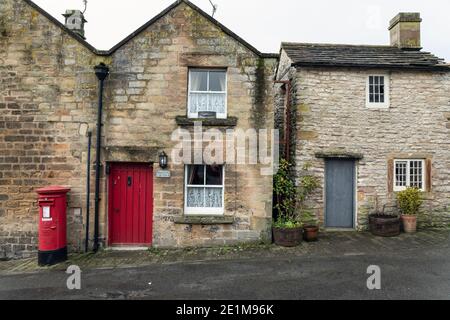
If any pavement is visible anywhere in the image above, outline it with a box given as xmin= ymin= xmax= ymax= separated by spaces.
xmin=0 ymin=230 xmax=449 ymax=300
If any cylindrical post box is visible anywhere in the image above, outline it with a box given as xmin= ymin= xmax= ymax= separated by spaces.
xmin=36 ymin=186 xmax=71 ymax=266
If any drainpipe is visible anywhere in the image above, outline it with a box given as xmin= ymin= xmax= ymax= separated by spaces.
xmin=93 ymin=63 xmax=109 ymax=252
xmin=85 ymin=131 xmax=92 ymax=253
xmin=274 ymin=80 xmax=291 ymax=162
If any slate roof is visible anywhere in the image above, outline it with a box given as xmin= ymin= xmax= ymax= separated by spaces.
xmin=282 ymin=42 xmax=448 ymax=71
xmin=22 ymin=0 xmax=278 ymax=58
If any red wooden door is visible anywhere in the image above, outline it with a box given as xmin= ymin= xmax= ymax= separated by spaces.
xmin=108 ymin=163 xmax=153 ymax=246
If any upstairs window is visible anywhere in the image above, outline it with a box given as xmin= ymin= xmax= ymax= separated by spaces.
xmin=367 ymin=75 xmax=389 ymax=108
xmin=185 ymin=165 xmax=224 ymax=215
xmin=394 ymin=159 xmax=425 ymax=191
xmin=188 ymin=69 xmax=227 ymax=119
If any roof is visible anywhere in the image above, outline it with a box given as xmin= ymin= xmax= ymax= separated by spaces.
xmin=281 ymin=42 xmax=449 ymax=71
xmin=22 ymin=0 xmax=278 ymax=58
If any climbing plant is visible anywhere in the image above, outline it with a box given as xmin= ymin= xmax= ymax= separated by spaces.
xmin=273 ymin=159 xmax=299 ymax=228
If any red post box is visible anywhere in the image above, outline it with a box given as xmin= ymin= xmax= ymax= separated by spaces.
xmin=36 ymin=186 xmax=71 ymax=266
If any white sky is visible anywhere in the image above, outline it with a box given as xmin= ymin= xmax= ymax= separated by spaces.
xmin=33 ymin=0 xmax=450 ymax=61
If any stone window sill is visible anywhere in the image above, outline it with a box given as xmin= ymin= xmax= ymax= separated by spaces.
xmin=174 ymin=216 xmax=234 ymax=225
xmin=175 ymin=116 xmax=238 ymax=127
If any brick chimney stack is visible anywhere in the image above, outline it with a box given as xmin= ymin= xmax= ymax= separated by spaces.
xmin=389 ymin=12 xmax=422 ymax=50
xmin=62 ymin=10 xmax=87 ymax=39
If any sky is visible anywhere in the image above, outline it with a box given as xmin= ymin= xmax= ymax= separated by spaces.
xmin=33 ymin=0 xmax=450 ymax=61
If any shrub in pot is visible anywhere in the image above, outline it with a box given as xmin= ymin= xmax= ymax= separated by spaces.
xmin=301 ymin=211 xmax=319 ymax=242
xmin=273 ymin=159 xmax=302 ymax=247
xmin=397 ymin=187 xmax=423 ymax=233
xmin=297 ymin=164 xmax=320 ymax=242
xmin=272 ymin=218 xmax=303 ymax=247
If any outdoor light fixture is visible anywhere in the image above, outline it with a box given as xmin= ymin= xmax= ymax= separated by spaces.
xmin=94 ymin=63 xmax=109 ymax=81
xmin=159 ymin=151 xmax=168 ymax=169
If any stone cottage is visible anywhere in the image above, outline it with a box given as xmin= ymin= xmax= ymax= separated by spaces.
xmin=0 ymin=0 xmax=278 ymax=258
xmin=275 ymin=13 xmax=450 ymax=230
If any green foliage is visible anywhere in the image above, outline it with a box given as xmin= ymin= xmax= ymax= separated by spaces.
xmin=300 ymin=210 xmax=318 ymax=226
xmin=397 ymin=187 xmax=423 ymax=216
xmin=273 ymin=159 xmax=298 ymax=228
xmin=297 ymin=163 xmax=320 ymax=224
xmin=273 ymin=160 xmax=320 ymax=229
xmin=273 ymin=217 xmax=302 ymax=229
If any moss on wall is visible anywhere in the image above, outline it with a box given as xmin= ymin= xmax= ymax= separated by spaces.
xmin=250 ymin=58 xmax=267 ymax=129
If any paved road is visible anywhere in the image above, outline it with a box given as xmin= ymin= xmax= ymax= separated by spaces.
xmin=1 ymin=245 xmax=449 ymax=300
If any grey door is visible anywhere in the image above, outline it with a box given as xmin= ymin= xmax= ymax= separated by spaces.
xmin=325 ymin=159 xmax=355 ymax=228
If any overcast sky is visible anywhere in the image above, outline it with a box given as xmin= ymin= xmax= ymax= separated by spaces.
xmin=33 ymin=0 xmax=450 ymax=61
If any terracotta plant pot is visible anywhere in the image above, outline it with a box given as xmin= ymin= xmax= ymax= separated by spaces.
xmin=303 ymin=226 xmax=319 ymax=242
xmin=401 ymin=215 xmax=417 ymax=233
xmin=273 ymin=227 xmax=303 ymax=247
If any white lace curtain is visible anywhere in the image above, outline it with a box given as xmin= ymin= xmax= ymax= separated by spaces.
xmin=189 ymin=70 xmax=226 ymax=115
xmin=186 ymin=165 xmax=223 ymax=209
xmin=186 ymin=187 xmax=222 ymax=208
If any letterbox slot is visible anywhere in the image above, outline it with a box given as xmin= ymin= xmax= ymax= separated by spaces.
xmin=38 ymin=199 xmax=55 ymax=206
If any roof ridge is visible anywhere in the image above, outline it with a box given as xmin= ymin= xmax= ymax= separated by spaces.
xmin=21 ymin=0 xmax=277 ymax=58
xmin=282 ymin=42 xmax=394 ymax=48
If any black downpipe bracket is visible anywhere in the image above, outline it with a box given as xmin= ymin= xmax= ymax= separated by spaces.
xmin=85 ymin=131 xmax=92 ymax=253
xmin=93 ymin=63 xmax=109 ymax=253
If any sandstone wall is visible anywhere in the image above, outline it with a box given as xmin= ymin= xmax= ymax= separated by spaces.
xmin=291 ymin=65 xmax=450 ymax=229
xmin=0 ymin=0 xmax=276 ymax=258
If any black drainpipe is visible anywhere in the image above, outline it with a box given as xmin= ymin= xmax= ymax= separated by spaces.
xmin=93 ymin=63 xmax=109 ymax=252
xmin=85 ymin=131 xmax=92 ymax=253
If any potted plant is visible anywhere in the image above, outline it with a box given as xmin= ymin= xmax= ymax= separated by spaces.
xmin=273 ymin=159 xmax=302 ymax=247
xmin=397 ymin=187 xmax=422 ymax=233
xmin=369 ymin=199 xmax=400 ymax=237
xmin=297 ymin=163 xmax=320 ymax=242
xmin=301 ymin=211 xmax=319 ymax=242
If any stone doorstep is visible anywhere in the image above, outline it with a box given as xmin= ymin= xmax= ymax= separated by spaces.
xmin=107 ymin=246 xmax=151 ymax=252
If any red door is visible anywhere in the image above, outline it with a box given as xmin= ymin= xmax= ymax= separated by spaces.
xmin=108 ymin=163 xmax=153 ymax=246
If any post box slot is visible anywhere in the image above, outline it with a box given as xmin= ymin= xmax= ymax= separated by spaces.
xmin=38 ymin=199 xmax=55 ymax=206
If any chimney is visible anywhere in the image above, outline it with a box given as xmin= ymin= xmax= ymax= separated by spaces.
xmin=389 ymin=13 xmax=422 ymax=50
xmin=63 ymin=10 xmax=87 ymax=39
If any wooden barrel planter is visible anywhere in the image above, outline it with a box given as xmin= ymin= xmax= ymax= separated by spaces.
xmin=273 ymin=227 xmax=303 ymax=247
xmin=369 ymin=214 xmax=401 ymax=237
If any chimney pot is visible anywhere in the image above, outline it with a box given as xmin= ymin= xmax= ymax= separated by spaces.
xmin=63 ymin=10 xmax=87 ymax=40
xmin=389 ymin=12 xmax=422 ymax=50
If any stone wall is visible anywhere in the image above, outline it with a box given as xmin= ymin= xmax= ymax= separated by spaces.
xmin=103 ymin=2 xmax=276 ymax=247
xmin=0 ymin=0 xmax=107 ymax=258
xmin=0 ymin=0 xmax=276 ymax=258
xmin=276 ymin=49 xmax=450 ymax=229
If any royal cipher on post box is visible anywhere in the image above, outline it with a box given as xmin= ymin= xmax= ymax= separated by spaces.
xmin=36 ymin=186 xmax=71 ymax=266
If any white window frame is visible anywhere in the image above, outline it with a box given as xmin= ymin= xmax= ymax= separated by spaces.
xmin=184 ymin=165 xmax=225 ymax=216
xmin=393 ymin=159 xmax=425 ymax=192
xmin=187 ymin=69 xmax=228 ymax=119
xmin=366 ymin=74 xmax=390 ymax=109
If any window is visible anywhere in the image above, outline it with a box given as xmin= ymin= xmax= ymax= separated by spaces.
xmin=185 ymin=165 xmax=224 ymax=215
xmin=188 ymin=69 xmax=227 ymax=119
xmin=394 ymin=159 xmax=425 ymax=191
xmin=367 ymin=75 xmax=389 ymax=108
